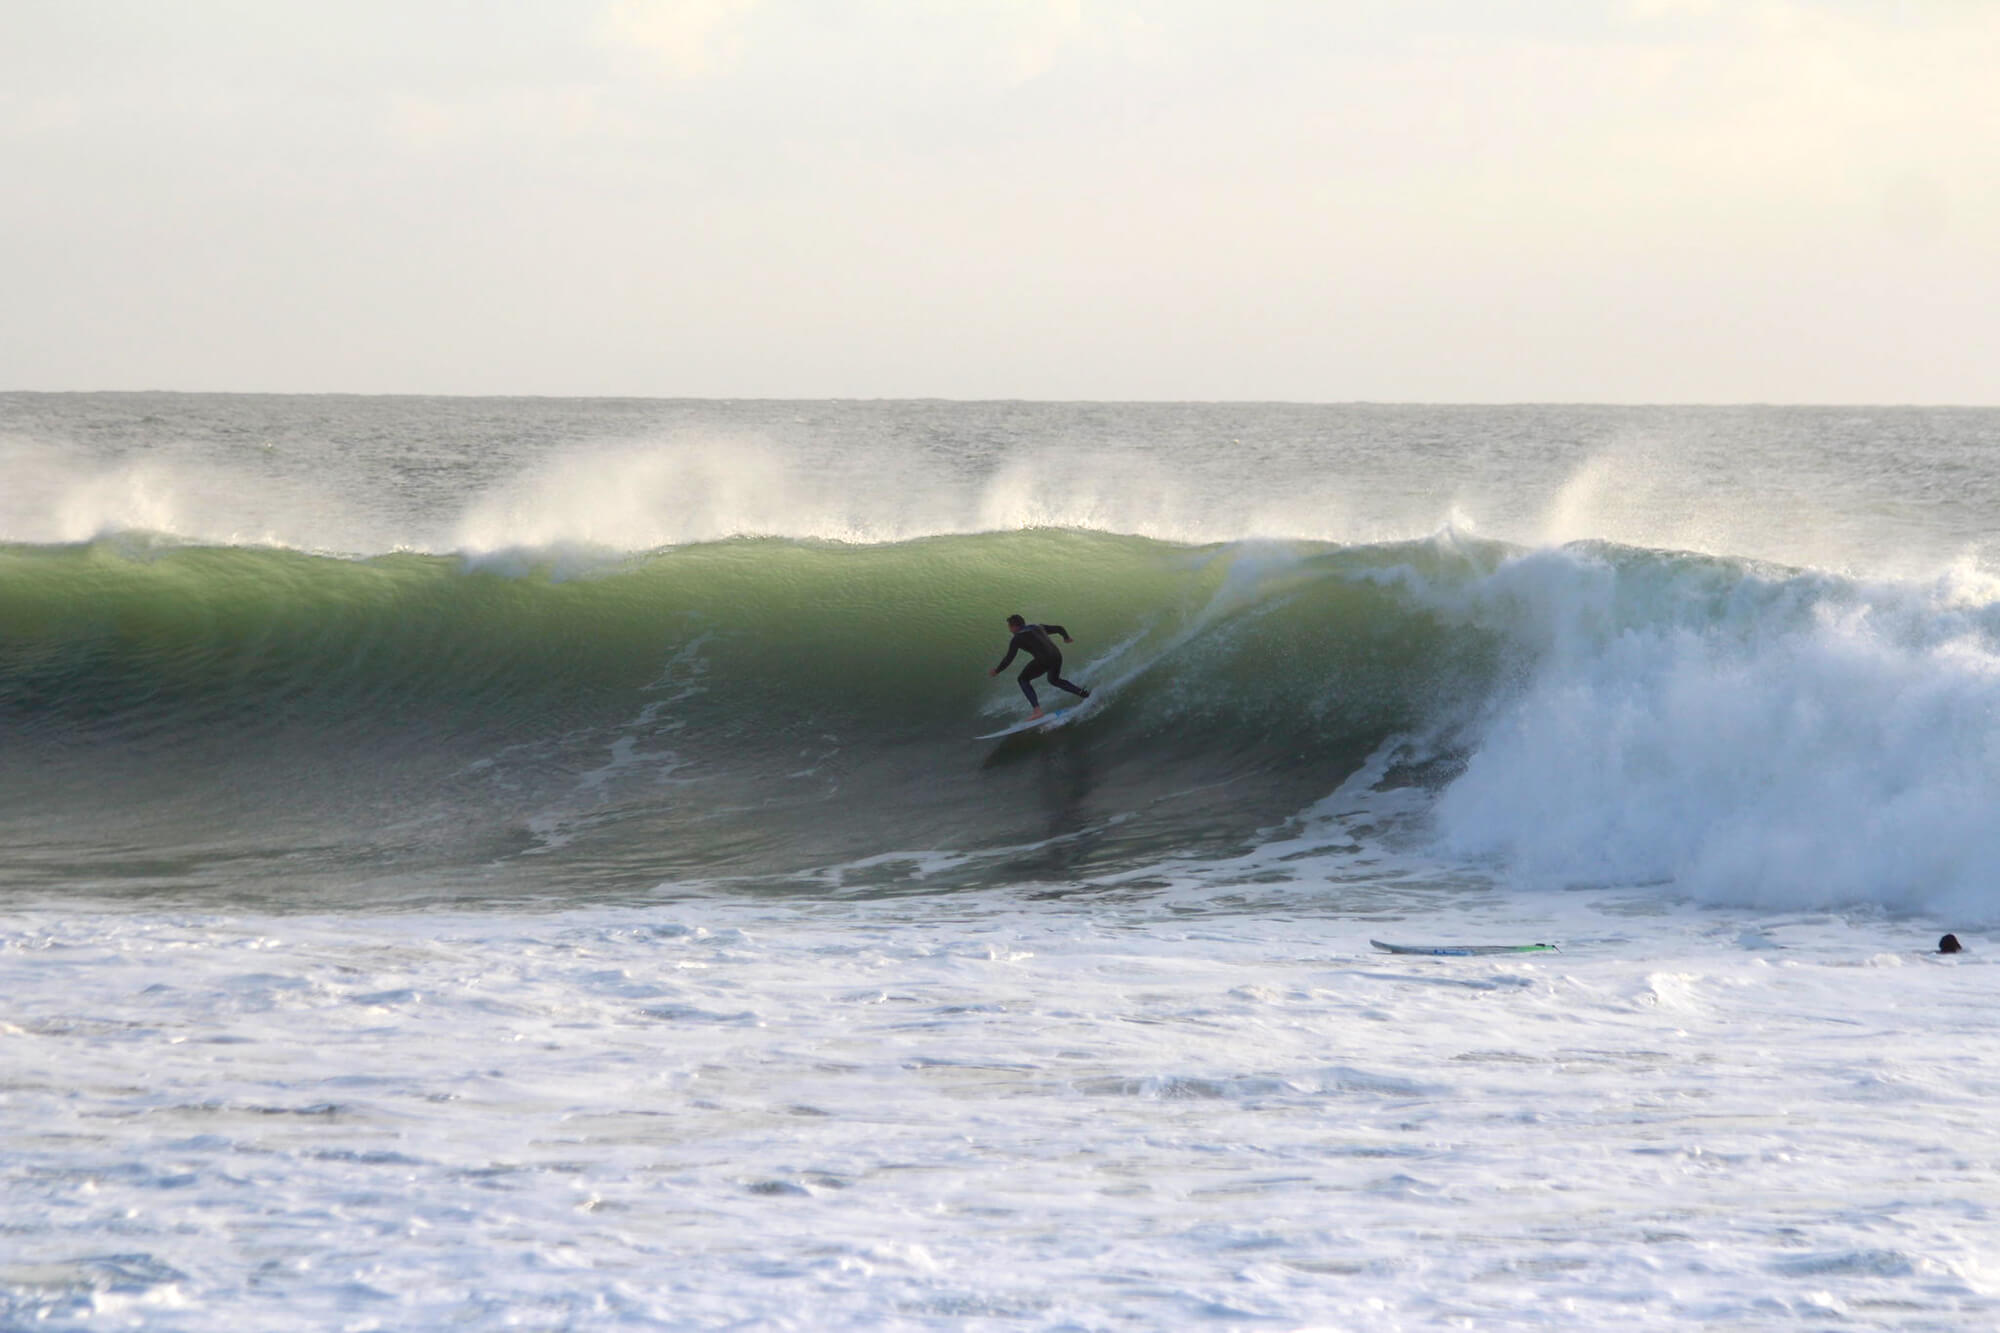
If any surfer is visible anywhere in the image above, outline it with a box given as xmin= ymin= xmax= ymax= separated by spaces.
xmin=989 ymin=614 xmax=1090 ymax=719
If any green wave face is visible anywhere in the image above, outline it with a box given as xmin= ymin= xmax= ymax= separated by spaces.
xmin=0 ymin=531 xmax=1512 ymax=902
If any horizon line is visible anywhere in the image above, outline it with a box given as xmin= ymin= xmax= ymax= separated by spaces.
xmin=4 ymin=388 xmax=1996 ymax=411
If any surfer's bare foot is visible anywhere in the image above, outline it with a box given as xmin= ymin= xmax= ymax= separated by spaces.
xmin=1028 ymin=708 xmax=1045 ymax=721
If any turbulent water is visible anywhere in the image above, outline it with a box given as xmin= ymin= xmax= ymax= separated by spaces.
xmin=5 ymin=395 xmax=2000 ymax=1329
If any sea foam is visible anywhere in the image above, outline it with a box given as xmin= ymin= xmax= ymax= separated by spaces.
xmin=1429 ymin=544 xmax=2000 ymax=919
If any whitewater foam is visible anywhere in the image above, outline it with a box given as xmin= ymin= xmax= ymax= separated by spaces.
xmin=5 ymin=896 xmax=1994 ymax=1330
xmin=1430 ymin=545 xmax=2000 ymax=919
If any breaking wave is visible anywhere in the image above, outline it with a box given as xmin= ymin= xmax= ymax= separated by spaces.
xmin=4 ymin=529 xmax=1998 ymax=919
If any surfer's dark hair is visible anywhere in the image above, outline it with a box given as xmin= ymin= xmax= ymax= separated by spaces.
xmin=1939 ymin=933 xmax=1963 ymax=954
xmin=1007 ymin=613 xmax=1026 ymax=627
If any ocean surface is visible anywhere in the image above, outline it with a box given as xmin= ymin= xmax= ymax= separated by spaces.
xmin=4 ymin=394 xmax=1998 ymax=1329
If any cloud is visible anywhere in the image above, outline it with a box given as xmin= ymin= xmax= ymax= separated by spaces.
xmin=598 ymin=0 xmax=759 ymax=78
xmin=995 ymin=0 xmax=1088 ymax=85
xmin=1 ymin=94 xmax=85 ymax=139
xmin=1630 ymin=0 xmax=1722 ymax=16
xmin=382 ymin=87 xmax=625 ymax=153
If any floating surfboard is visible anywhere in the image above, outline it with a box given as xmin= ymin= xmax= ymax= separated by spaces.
xmin=1370 ymin=939 xmax=1560 ymax=956
xmin=974 ymin=710 xmax=1074 ymax=740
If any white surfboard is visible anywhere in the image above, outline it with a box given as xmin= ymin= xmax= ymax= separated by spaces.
xmin=972 ymin=704 xmax=1072 ymax=736
xmin=1370 ymin=939 xmax=1559 ymax=956
xmin=974 ymin=710 xmax=1075 ymax=740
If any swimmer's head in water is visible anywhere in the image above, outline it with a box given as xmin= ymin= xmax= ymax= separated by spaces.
xmin=1939 ymin=933 xmax=1963 ymax=954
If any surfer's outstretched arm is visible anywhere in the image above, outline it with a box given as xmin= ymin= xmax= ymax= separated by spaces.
xmin=1042 ymin=623 xmax=1073 ymax=642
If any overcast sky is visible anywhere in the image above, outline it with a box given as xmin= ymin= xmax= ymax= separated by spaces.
xmin=3 ymin=1 xmax=1995 ymax=401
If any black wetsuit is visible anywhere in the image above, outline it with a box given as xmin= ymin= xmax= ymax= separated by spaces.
xmin=994 ymin=623 xmax=1089 ymax=709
